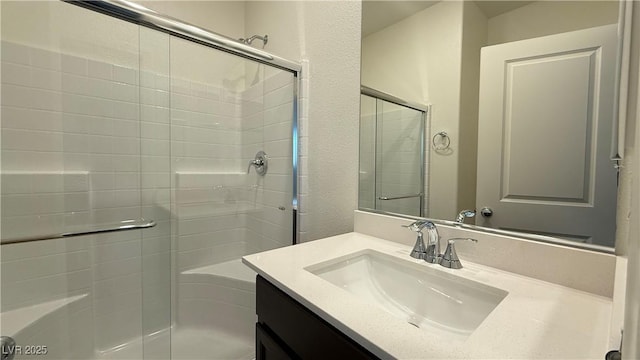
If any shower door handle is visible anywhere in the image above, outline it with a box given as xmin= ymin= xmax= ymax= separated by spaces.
xmin=378 ymin=193 xmax=423 ymax=201
xmin=0 ymin=219 xmax=156 ymax=245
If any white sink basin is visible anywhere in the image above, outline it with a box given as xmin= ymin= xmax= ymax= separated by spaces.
xmin=306 ymin=250 xmax=508 ymax=340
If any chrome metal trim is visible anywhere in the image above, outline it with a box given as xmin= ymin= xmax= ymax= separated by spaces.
xmin=65 ymin=0 xmax=301 ymax=73
xmin=378 ymin=193 xmax=423 ymax=201
xmin=419 ymin=108 xmax=427 ymax=217
xmin=361 ymin=85 xmax=429 ymax=112
xmin=292 ymin=209 xmax=298 ymax=245
xmin=292 ymin=72 xmax=300 ymax=245
xmin=1 ymin=219 xmax=156 ymax=245
xmin=440 ymin=237 xmax=478 ymax=269
xmin=611 ymin=0 xmax=633 ymax=161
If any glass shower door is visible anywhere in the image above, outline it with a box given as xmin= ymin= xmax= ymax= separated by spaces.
xmin=1 ymin=1 xmax=297 ymax=359
xmin=0 ymin=2 xmax=173 ymax=360
xmin=359 ymin=94 xmax=378 ymax=211
xmin=168 ymin=37 xmax=295 ymax=359
xmin=359 ymin=95 xmax=425 ymax=217
xmin=376 ymin=100 xmax=424 ymax=217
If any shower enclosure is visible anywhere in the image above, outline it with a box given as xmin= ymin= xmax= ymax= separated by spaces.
xmin=359 ymin=86 xmax=428 ymax=217
xmin=0 ymin=1 xmax=298 ymax=359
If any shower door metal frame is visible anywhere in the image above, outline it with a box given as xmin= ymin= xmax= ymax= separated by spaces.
xmin=65 ymin=0 xmax=301 ymax=245
xmin=65 ymin=0 xmax=301 ymax=73
xmin=360 ymin=86 xmax=428 ymax=217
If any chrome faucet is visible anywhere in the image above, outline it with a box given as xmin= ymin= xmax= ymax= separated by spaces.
xmin=404 ymin=221 xmax=478 ymax=269
xmin=440 ymin=238 xmax=478 ymax=269
xmin=404 ymin=220 xmax=440 ymax=263
xmin=455 ymin=209 xmax=476 ymax=223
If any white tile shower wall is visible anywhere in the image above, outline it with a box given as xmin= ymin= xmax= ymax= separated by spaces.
xmin=297 ymin=60 xmax=311 ymax=243
xmin=357 ymin=104 xmax=426 ymax=216
xmin=377 ymin=107 xmax=423 ymax=216
xmin=169 ymin=68 xmax=248 ymax=273
xmin=359 ymin=110 xmax=376 ymax=210
xmin=170 ymin=78 xmax=242 ymax=173
xmin=0 ymin=171 xmax=92 ymax=314
xmin=174 ymin=69 xmax=294 ymax=271
xmin=1 ymin=38 xmax=297 ymax=350
xmin=243 ymin=68 xmax=294 ymax=252
xmin=1 ymin=41 xmax=147 ymax=351
xmin=169 ymin=63 xmax=294 ymax=353
xmin=139 ymin=28 xmax=172 ymax=351
xmin=175 ymin=173 xmax=253 ymax=271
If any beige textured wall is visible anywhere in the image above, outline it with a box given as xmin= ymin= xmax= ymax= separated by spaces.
xmin=458 ymin=1 xmax=487 ymax=214
xmin=139 ymin=1 xmax=245 ymax=38
xmin=488 ymin=1 xmax=618 ymax=45
xmin=622 ymin=2 xmax=640 ymax=356
xmin=361 ymin=1 xmax=464 ymax=220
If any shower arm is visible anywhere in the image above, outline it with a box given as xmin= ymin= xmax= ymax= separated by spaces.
xmin=239 ymin=34 xmax=268 ymax=48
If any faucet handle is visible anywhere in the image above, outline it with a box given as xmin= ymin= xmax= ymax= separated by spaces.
xmin=403 ymin=220 xmax=434 ymax=232
xmin=409 ymin=232 xmax=427 ymax=260
xmin=440 ymin=238 xmax=477 ymax=269
xmin=456 ymin=209 xmax=476 ymax=223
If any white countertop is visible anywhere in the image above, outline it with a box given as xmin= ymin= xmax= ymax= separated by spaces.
xmin=242 ymin=232 xmax=612 ymax=359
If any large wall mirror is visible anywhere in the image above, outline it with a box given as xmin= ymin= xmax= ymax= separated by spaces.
xmin=359 ymin=0 xmax=623 ymax=250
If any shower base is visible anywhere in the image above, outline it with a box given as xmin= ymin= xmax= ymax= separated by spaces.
xmin=95 ymin=326 xmax=253 ymax=360
xmin=95 ymin=259 xmax=256 ymax=360
xmin=4 ymin=258 xmax=256 ymax=360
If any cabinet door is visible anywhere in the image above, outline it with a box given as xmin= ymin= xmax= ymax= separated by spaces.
xmin=256 ymin=275 xmax=379 ymax=360
xmin=256 ymin=323 xmax=297 ymax=360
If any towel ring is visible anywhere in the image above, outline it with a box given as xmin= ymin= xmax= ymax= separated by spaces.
xmin=432 ymin=131 xmax=450 ymax=150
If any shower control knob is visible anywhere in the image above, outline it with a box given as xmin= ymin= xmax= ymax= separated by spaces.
xmin=480 ymin=207 xmax=493 ymax=218
xmin=247 ymin=151 xmax=268 ymax=176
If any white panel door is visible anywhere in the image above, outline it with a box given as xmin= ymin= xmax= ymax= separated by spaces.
xmin=476 ymin=25 xmax=618 ymax=247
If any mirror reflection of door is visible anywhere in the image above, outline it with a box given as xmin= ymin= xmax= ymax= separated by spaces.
xmin=476 ymin=25 xmax=618 ymax=247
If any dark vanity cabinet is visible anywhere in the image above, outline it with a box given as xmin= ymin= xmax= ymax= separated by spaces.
xmin=255 ymin=275 xmax=380 ymax=360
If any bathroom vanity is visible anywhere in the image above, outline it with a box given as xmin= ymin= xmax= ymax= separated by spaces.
xmin=255 ymin=275 xmax=376 ymax=359
xmin=243 ymin=230 xmax=614 ymax=359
